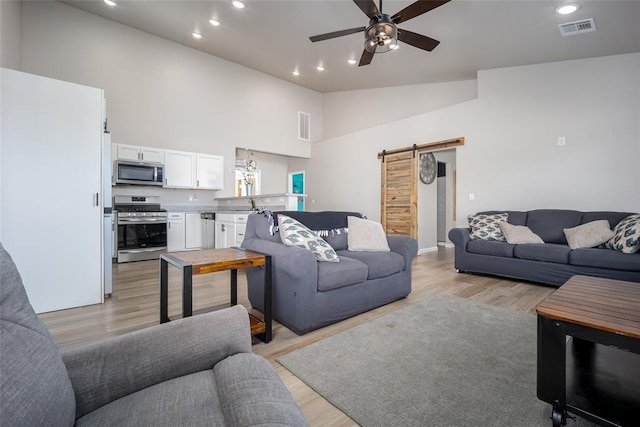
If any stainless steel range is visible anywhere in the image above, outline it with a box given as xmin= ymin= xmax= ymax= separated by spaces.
xmin=115 ymin=195 xmax=167 ymax=263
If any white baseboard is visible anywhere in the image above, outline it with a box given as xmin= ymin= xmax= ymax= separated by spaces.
xmin=437 ymin=242 xmax=454 ymax=248
xmin=418 ymin=247 xmax=439 ymax=255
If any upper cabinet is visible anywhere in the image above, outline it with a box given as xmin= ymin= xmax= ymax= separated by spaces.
xmin=195 ymin=154 xmax=224 ymax=190
xmin=164 ymin=150 xmax=195 ymax=188
xmin=163 ymin=150 xmax=224 ymax=190
xmin=116 ymin=144 xmax=164 ymax=163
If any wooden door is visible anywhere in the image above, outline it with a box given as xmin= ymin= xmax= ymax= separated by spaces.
xmin=381 ymin=151 xmax=418 ymax=238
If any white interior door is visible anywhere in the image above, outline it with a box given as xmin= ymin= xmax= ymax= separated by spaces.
xmin=1 ymin=68 xmax=103 ymax=313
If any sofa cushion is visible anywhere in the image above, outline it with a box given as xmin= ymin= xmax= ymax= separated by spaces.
xmin=479 ymin=210 xmax=528 ymax=226
xmin=0 ymin=244 xmax=76 ymax=427
xmin=513 ymin=243 xmax=571 ymax=264
xmin=317 ymin=256 xmax=368 ymax=291
xmin=606 ymin=214 xmax=640 ymax=254
xmin=582 ymin=211 xmax=635 ymax=229
xmin=570 ymin=248 xmax=640 ymax=272
xmin=466 ymin=240 xmax=515 ymax=258
xmin=337 ymin=250 xmax=405 ymax=279
xmin=526 ymin=210 xmax=583 ymax=244
xmin=347 ymin=216 xmax=390 ymax=252
xmin=279 ymin=214 xmax=339 ymax=262
xmin=468 ymin=213 xmax=508 ymax=241
xmin=499 ymin=222 xmax=544 ymax=244
xmin=564 ymin=220 xmax=614 ymax=249
xmin=76 ymin=370 xmax=226 ymax=426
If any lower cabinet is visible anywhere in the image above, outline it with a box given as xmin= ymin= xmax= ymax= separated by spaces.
xmin=168 ymin=212 xmax=203 ymax=252
xmin=214 ymin=213 xmax=248 ymax=249
xmin=167 ymin=213 xmax=185 ymax=252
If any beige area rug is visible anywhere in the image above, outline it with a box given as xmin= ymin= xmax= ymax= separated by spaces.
xmin=277 ymin=295 xmax=597 ymax=427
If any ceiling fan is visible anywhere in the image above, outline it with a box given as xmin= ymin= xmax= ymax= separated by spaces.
xmin=309 ymin=0 xmax=451 ymax=66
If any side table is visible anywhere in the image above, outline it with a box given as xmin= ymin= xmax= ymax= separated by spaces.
xmin=536 ymin=275 xmax=640 ymax=427
xmin=159 ymin=247 xmax=272 ymax=343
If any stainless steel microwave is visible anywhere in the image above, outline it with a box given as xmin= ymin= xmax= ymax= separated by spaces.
xmin=115 ymin=160 xmax=164 ymax=186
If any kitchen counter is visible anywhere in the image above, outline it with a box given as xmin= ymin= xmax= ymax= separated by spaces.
xmin=216 ymin=193 xmax=306 ymax=212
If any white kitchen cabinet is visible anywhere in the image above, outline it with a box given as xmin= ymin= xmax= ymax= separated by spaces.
xmin=116 ymin=143 xmax=163 ymax=163
xmin=185 ymin=213 xmax=202 ymax=250
xmin=164 ymin=150 xmax=194 ymax=188
xmin=215 ymin=213 xmax=248 ymax=249
xmin=195 ymin=154 xmax=224 ymax=190
xmin=167 ymin=213 xmax=185 ymax=252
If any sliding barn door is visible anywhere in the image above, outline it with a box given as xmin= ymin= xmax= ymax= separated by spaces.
xmin=381 ymin=151 xmax=417 ymax=238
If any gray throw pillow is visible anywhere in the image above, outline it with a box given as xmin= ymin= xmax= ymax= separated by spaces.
xmin=499 ymin=222 xmax=544 ymax=244
xmin=467 ymin=213 xmax=509 ymax=241
xmin=278 ymin=215 xmax=339 ymax=262
xmin=0 ymin=243 xmax=76 ymax=426
xmin=606 ymin=214 xmax=640 ymax=253
xmin=564 ymin=220 xmax=614 ymax=249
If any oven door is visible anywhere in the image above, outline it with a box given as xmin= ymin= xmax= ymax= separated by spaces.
xmin=117 ymin=217 xmax=167 ymax=263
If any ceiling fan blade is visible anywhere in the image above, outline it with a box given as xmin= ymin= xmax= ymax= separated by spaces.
xmin=353 ymin=0 xmax=380 ymax=19
xmin=309 ymin=26 xmax=366 ymax=42
xmin=391 ymin=0 xmax=451 ymax=25
xmin=398 ymin=29 xmax=440 ymax=51
xmin=359 ymin=48 xmax=375 ymax=66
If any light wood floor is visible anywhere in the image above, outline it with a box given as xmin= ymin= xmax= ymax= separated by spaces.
xmin=39 ymin=248 xmax=556 ymax=426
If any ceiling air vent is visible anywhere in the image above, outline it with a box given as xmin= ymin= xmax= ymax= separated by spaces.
xmin=558 ymin=18 xmax=596 ymax=36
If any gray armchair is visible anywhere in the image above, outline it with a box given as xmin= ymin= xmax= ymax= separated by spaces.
xmin=0 ymin=243 xmax=306 ymax=426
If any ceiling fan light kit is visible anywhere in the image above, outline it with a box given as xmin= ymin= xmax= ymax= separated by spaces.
xmin=309 ymin=0 xmax=451 ymax=66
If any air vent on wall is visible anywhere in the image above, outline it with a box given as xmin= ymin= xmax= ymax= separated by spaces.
xmin=558 ymin=18 xmax=596 ymax=36
xmin=298 ymin=111 xmax=310 ymax=142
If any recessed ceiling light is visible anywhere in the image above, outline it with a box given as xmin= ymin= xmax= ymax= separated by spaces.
xmin=232 ymin=1 xmax=245 ymax=9
xmin=347 ymin=59 xmax=357 ymax=65
xmin=104 ymin=0 xmax=116 ymax=6
xmin=316 ymin=65 xmax=325 ymax=71
xmin=555 ymin=4 xmax=580 ymax=15
xmin=292 ymin=70 xmax=300 ymax=76
xmin=209 ymin=19 xmax=220 ymax=26
xmin=192 ymin=32 xmax=202 ymax=39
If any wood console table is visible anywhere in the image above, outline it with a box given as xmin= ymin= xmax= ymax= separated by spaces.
xmin=160 ymin=248 xmax=272 ymax=343
xmin=536 ymin=275 xmax=640 ymax=426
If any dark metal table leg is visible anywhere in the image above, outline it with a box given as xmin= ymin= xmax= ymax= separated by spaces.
xmin=230 ymin=269 xmax=238 ymax=306
xmin=538 ymin=315 xmax=567 ymax=425
xmin=264 ymin=255 xmax=272 ymax=343
xmin=160 ymin=258 xmax=169 ymax=323
xmin=182 ymin=265 xmax=193 ymax=318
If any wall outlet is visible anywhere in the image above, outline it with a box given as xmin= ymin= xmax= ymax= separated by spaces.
xmin=469 ymin=193 xmax=475 ymax=201
xmin=558 ymin=136 xmax=566 ymax=146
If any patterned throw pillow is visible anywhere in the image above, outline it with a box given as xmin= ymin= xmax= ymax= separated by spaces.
xmin=606 ymin=214 xmax=640 ymax=254
xmin=468 ymin=213 xmax=509 ymax=241
xmin=278 ymin=214 xmax=340 ymax=262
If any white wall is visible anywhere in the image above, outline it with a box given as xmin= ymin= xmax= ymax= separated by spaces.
xmin=323 ymin=80 xmax=477 ymax=140
xmin=19 ymin=1 xmax=321 ymax=199
xmin=308 ymin=53 xmax=640 ymax=225
xmin=0 ymin=0 xmax=22 ymax=70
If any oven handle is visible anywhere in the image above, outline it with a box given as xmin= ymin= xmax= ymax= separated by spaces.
xmin=118 ymin=217 xmax=167 ymax=224
xmin=119 ymin=248 xmax=166 ymax=254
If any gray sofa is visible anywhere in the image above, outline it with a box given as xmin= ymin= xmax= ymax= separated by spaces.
xmin=448 ymin=209 xmax=640 ymax=286
xmin=241 ymin=211 xmax=418 ymax=335
xmin=0 ymin=243 xmax=306 ymax=426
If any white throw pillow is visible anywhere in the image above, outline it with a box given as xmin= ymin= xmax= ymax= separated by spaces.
xmin=499 ymin=222 xmax=544 ymax=244
xmin=278 ymin=214 xmax=339 ymax=262
xmin=564 ymin=220 xmax=614 ymax=250
xmin=347 ymin=216 xmax=390 ymax=252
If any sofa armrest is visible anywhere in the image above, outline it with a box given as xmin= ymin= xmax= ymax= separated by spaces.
xmin=62 ymin=305 xmax=251 ymax=418
xmin=387 ymin=235 xmax=418 ymax=270
xmin=448 ymin=227 xmax=471 ymax=247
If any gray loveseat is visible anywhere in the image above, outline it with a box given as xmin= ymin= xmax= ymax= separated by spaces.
xmin=241 ymin=211 xmax=418 ymax=335
xmin=448 ymin=209 xmax=640 ymax=286
xmin=0 ymin=243 xmax=306 ymax=426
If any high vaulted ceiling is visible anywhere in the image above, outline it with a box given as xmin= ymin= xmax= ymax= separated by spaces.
xmin=61 ymin=0 xmax=640 ymax=93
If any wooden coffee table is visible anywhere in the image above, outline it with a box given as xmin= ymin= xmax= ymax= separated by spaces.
xmin=536 ymin=275 xmax=640 ymax=427
xmin=159 ymin=248 xmax=272 ymax=343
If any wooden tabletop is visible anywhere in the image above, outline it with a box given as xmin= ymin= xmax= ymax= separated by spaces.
xmin=536 ymin=275 xmax=640 ymax=339
xmin=161 ymin=248 xmax=266 ymax=275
